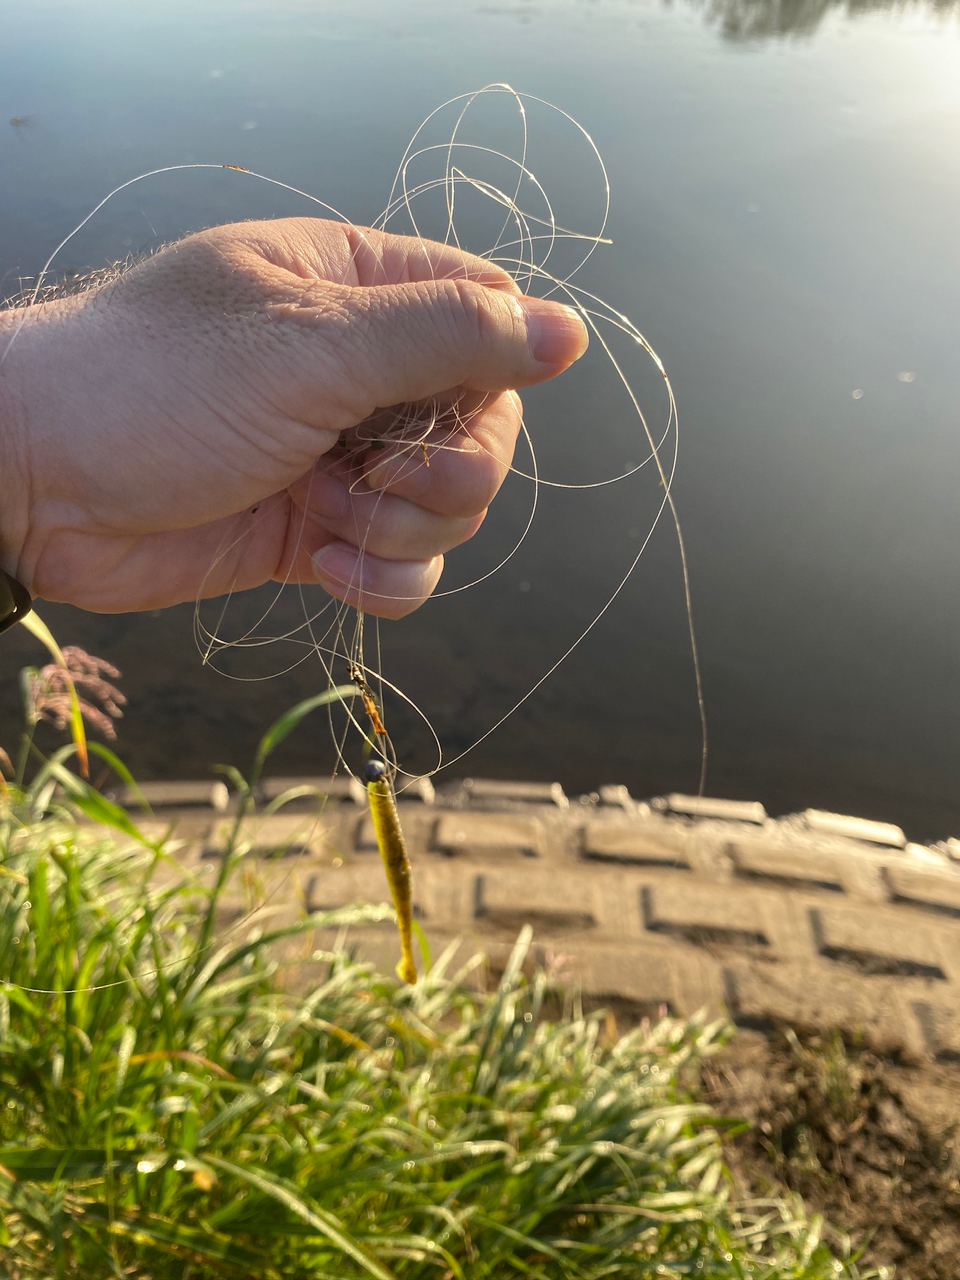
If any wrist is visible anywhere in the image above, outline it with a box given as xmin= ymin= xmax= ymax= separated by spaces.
xmin=0 ymin=306 xmax=35 ymax=585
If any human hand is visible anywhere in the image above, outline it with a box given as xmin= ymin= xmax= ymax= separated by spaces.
xmin=0 ymin=218 xmax=587 ymax=616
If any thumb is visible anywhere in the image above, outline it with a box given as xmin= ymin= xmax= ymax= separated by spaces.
xmin=314 ymin=278 xmax=589 ymax=414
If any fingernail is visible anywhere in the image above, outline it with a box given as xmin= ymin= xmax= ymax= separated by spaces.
xmin=518 ymin=296 xmax=589 ymax=367
xmin=363 ymin=459 xmax=391 ymax=491
xmin=364 ymin=455 xmax=410 ymax=492
xmin=312 ymin=543 xmax=364 ymax=589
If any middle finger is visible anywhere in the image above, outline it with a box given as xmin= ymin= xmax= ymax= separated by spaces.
xmin=358 ymin=389 xmax=523 ymax=518
xmin=290 ymin=464 xmax=484 ymax=563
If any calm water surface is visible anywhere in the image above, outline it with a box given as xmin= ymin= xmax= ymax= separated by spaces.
xmin=2 ymin=0 xmax=959 ymax=838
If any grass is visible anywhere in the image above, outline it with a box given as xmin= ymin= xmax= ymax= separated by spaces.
xmin=0 ymin=704 xmax=882 ymax=1278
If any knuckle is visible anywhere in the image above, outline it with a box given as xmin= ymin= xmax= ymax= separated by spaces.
xmin=444 ymin=277 xmax=497 ymax=352
xmin=456 ymin=456 xmax=502 ymax=518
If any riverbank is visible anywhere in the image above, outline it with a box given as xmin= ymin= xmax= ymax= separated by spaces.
xmin=2 ymin=800 xmax=876 ymax=1279
xmin=119 ymin=774 xmax=960 ymax=1064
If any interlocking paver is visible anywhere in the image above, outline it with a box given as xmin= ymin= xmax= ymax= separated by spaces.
xmin=588 ymin=867 xmax=660 ymax=939
xmin=641 ymin=882 xmax=771 ymax=950
xmin=597 ymin=784 xmax=637 ymax=810
xmin=802 ymin=809 xmax=906 ymax=847
xmin=581 ymin=820 xmax=689 ymax=867
xmin=473 ymin=869 xmax=597 ymax=933
xmin=884 ymin=863 xmax=960 ymax=916
xmin=724 ymin=961 xmax=927 ymax=1056
xmin=832 ymin=851 xmax=890 ymax=903
xmin=728 ymin=840 xmax=843 ymax=891
xmin=144 ymin=770 xmax=960 ymax=1060
xmin=809 ymin=905 xmax=949 ymax=980
xmin=912 ymin=1000 xmax=960 ymax=1061
xmin=305 ymin=863 xmax=409 ymax=914
xmin=355 ymin=807 xmax=436 ymax=856
xmin=208 ymin=813 xmax=333 ymax=859
xmin=573 ymin=945 xmax=686 ymax=1012
xmin=663 ymin=794 xmax=766 ymax=824
xmin=432 ymin=812 xmax=545 ymax=859
xmin=462 ymin=778 xmax=568 ymax=809
xmin=402 ymin=777 xmax=436 ymax=805
xmin=259 ymin=775 xmax=364 ymax=806
xmin=111 ymin=780 xmax=230 ymax=810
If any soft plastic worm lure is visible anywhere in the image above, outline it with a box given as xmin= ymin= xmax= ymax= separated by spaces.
xmin=364 ymin=757 xmax=417 ymax=985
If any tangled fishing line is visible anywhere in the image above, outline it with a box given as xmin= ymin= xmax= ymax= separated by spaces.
xmin=190 ymin=84 xmax=707 ymax=795
xmin=2 ymin=84 xmax=706 ymax=992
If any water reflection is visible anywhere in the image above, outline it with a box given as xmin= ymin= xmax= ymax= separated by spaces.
xmin=693 ymin=0 xmax=959 ymax=41
xmin=1 ymin=0 xmax=959 ymax=839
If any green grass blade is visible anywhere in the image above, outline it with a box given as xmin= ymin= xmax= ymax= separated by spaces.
xmin=0 ymin=1148 xmax=153 ymax=1180
xmin=253 ymin=686 xmax=358 ymax=774
xmin=79 ymin=1201 xmax=276 ymax=1273
xmin=204 ymin=1155 xmax=399 ymax=1280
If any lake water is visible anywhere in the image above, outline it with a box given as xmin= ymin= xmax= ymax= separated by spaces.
xmin=2 ymin=0 xmax=959 ymax=840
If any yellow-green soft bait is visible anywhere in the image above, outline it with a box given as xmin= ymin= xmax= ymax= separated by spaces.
xmin=364 ymin=758 xmax=417 ymax=985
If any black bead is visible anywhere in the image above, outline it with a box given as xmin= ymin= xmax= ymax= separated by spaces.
xmin=364 ymin=758 xmax=387 ymax=782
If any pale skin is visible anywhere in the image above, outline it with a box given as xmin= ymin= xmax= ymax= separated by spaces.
xmin=0 ymin=218 xmax=588 ymax=618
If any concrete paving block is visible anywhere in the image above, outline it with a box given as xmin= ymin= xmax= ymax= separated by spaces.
xmin=598 ymin=785 xmax=635 ymax=810
xmin=588 ymin=868 xmax=661 ymax=940
xmin=354 ymin=815 xmax=379 ymax=853
xmin=641 ymin=881 xmax=771 ymax=950
xmin=412 ymin=864 xmax=474 ymax=927
xmin=140 ymin=826 xmax=212 ymax=886
xmin=147 ymin=766 xmax=960 ymax=1060
xmin=120 ymin=819 xmax=184 ymax=848
xmin=747 ymin=894 xmax=828 ymax=964
xmin=662 ymin=794 xmax=767 ymax=823
xmin=905 ymin=843 xmax=951 ymax=867
xmin=728 ymin=840 xmax=843 ymax=891
xmin=304 ymin=863 xmax=399 ymax=914
xmin=884 ymin=864 xmax=960 ymax=916
xmin=809 ymin=905 xmax=949 ymax=980
xmin=581 ymin=820 xmax=690 ymax=867
xmin=433 ymin=812 xmax=545 ymax=859
xmin=462 ymin=778 xmax=569 ymax=809
xmin=574 ymin=944 xmax=722 ymax=1016
xmin=259 ymin=775 xmax=365 ymax=806
xmin=832 ymin=852 xmax=890 ymax=904
xmin=473 ymin=868 xmax=597 ymax=933
xmin=397 ymin=776 xmax=436 ymax=804
xmin=143 ymin=811 xmax=221 ymax=847
xmin=802 ymin=809 xmax=906 ymax=848
xmin=217 ymin=897 xmax=307 ymax=934
xmin=110 ymin=780 xmax=230 ymax=811
xmin=208 ymin=813 xmax=332 ymax=859
xmin=725 ymin=962 xmax=926 ymax=1055
xmin=574 ymin=946 xmax=679 ymax=1010
xmin=912 ymin=1000 xmax=960 ymax=1061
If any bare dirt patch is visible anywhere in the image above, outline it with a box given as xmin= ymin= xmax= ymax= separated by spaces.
xmin=703 ymin=1028 xmax=960 ymax=1279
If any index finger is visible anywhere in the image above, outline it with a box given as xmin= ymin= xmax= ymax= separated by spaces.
xmin=360 ymin=390 xmax=522 ymax=518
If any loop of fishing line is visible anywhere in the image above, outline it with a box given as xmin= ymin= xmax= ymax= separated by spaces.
xmin=4 ymin=84 xmax=706 ymax=997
